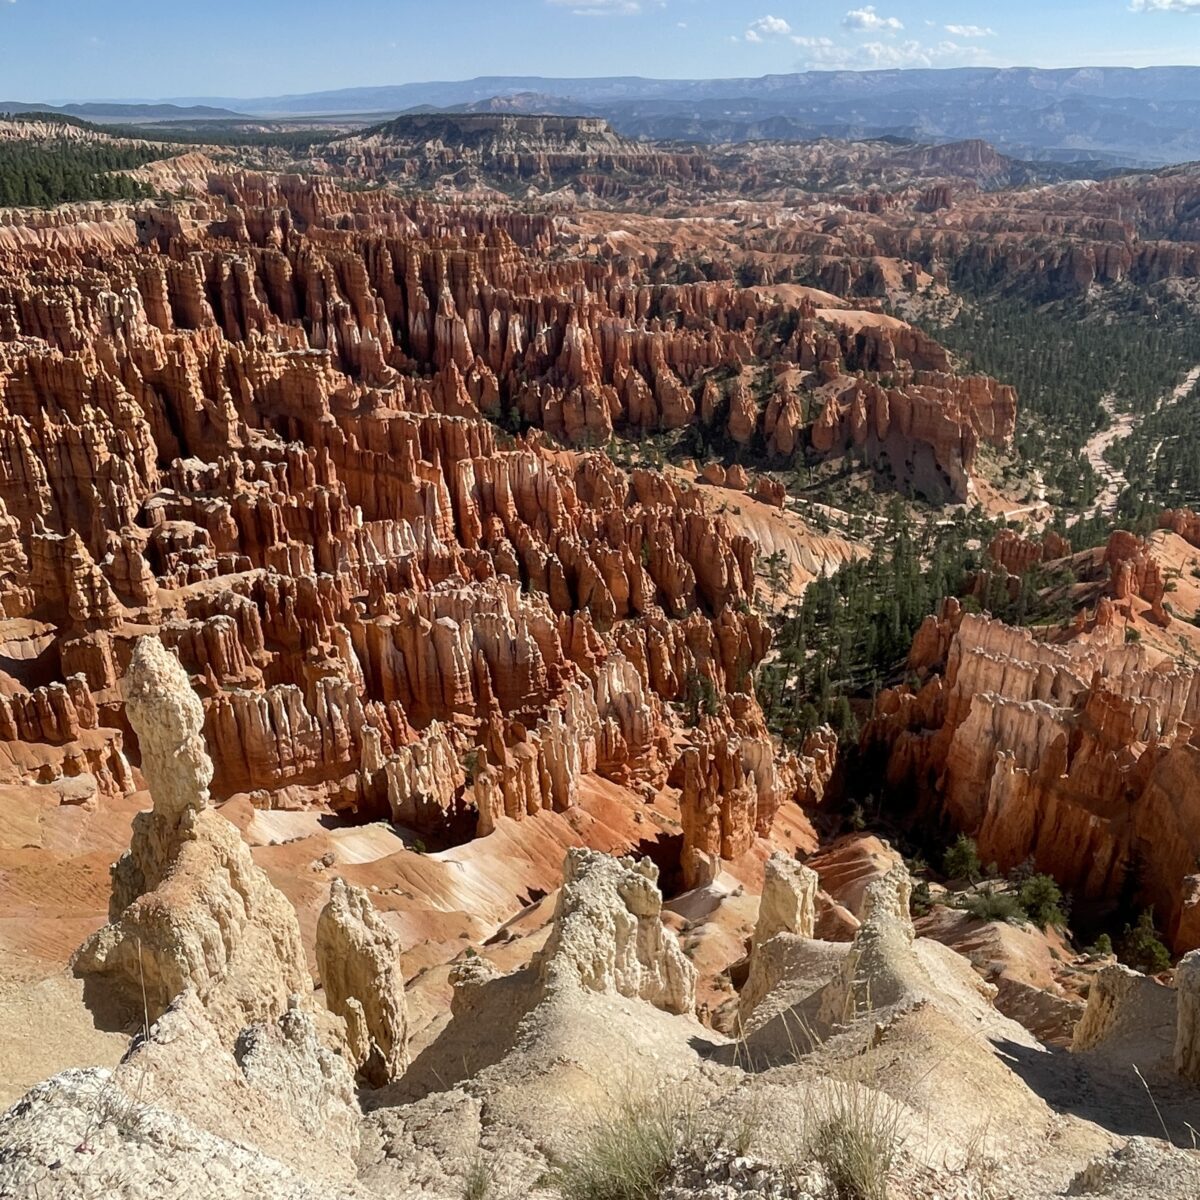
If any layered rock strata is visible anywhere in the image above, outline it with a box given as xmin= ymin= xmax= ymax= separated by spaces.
xmin=0 ymin=168 xmax=1002 ymax=887
xmin=868 ymin=597 xmax=1200 ymax=952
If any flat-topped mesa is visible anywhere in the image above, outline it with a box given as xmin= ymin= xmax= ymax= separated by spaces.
xmin=73 ymin=637 xmax=308 ymax=1038
xmin=333 ymin=113 xmax=715 ymax=191
xmin=534 ymin=847 xmax=697 ymax=1016
xmin=315 ymin=877 xmax=409 ymax=1086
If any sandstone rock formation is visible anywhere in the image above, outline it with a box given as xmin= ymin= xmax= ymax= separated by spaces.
xmin=1071 ymin=952 xmax=1200 ymax=1090
xmin=868 ymin=599 xmax=1200 ymax=952
xmin=73 ymin=637 xmax=308 ymax=1038
xmin=9 ymin=121 xmax=1200 ymax=1200
xmin=1176 ymin=950 xmax=1200 ymax=1082
xmin=751 ymin=850 xmax=818 ymax=950
xmin=534 ymin=847 xmax=696 ymax=1015
xmin=739 ymin=851 xmax=823 ymax=1028
xmin=235 ymin=996 xmax=362 ymax=1160
xmin=316 ymin=877 xmax=409 ymax=1085
xmin=1071 ymin=964 xmax=1176 ymax=1057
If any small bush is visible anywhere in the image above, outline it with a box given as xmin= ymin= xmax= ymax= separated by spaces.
xmin=462 ymin=1156 xmax=494 ymax=1200
xmin=726 ymin=1089 xmax=768 ymax=1157
xmin=1017 ymin=873 xmax=1067 ymax=929
xmin=1118 ymin=909 xmax=1172 ymax=975
xmin=549 ymin=1088 xmax=696 ymax=1200
xmin=943 ymin=835 xmax=982 ymax=883
xmin=960 ymin=887 xmax=1026 ymax=924
xmin=801 ymin=1081 xmax=902 ymax=1200
xmin=1086 ymin=933 xmax=1114 ymax=958
xmin=908 ymin=879 xmax=932 ymax=919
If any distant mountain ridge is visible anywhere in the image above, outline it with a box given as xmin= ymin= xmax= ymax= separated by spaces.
xmin=0 ymin=100 xmax=245 ymax=121
xmin=11 ymin=67 xmax=1200 ymax=165
xmin=169 ymin=67 xmax=1200 ymax=112
xmin=170 ymin=67 xmax=1200 ymax=166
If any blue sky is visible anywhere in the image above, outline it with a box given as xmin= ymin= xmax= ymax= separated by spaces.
xmin=1 ymin=1 xmax=1199 ymax=103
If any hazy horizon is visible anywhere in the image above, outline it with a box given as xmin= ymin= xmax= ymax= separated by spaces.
xmin=3 ymin=1 xmax=1200 ymax=104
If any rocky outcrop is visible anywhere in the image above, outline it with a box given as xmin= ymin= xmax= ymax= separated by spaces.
xmin=72 ymin=638 xmax=308 ymax=1038
xmin=1071 ymin=964 xmax=1174 ymax=1055
xmin=1069 ymin=955 xmax=1200 ymax=1088
xmin=751 ymin=851 xmax=818 ymax=950
xmin=534 ymin=848 xmax=696 ymax=1015
xmin=234 ymin=998 xmax=362 ymax=1159
xmin=811 ymin=862 xmax=999 ymax=1037
xmin=739 ymin=852 xmax=822 ymax=1028
xmin=678 ymin=724 xmax=835 ymax=889
xmin=0 ymin=989 xmax=364 ymax=1198
xmin=316 ymin=877 xmax=409 ymax=1086
xmin=868 ymin=603 xmax=1200 ymax=952
xmin=1176 ymin=951 xmax=1200 ymax=1082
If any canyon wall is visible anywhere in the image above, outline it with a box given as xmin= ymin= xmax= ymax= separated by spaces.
xmin=868 ymin=583 xmax=1200 ymax=952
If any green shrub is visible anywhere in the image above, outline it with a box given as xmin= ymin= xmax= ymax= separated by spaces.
xmin=960 ymin=887 xmax=1026 ymax=924
xmin=943 ymin=835 xmax=982 ymax=883
xmin=1016 ymin=873 xmax=1067 ymax=929
xmin=1086 ymin=933 xmax=1113 ymax=958
xmin=462 ymin=1156 xmax=493 ymax=1200
xmin=1118 ymin=909 xmax=1172 ymax=975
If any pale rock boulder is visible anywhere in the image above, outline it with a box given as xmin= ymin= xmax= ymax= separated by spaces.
xmin=235 ymin=996 xmax=361 ymax=1159
xmin=1071 ymin=962 xmax=1177 ymax=1067
xmin=0 ymin=991 xmax=365 ymax=1197
xmin=316 ymin=876 xmax=409 ymax=1086
xmin=534 ymin=848 xmax=696 ymax=1015
xmin=752 ymin=851 xmax=818 ymax=950
xmin=1174 ymin=949 xmax=1200 ymax=1081
xmin=73 ymin=637 xmax=308 ymax=1039
xmin=740 ymin=852 xmax=822 ymax=1027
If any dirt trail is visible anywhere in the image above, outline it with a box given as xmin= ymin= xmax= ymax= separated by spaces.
xmin=1083 ymin=363 xmax=1200 ymax=515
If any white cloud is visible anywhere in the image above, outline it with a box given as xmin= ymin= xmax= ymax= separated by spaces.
xmin=546 ymin=0 xmax=640 ymax=14
xmin=843 ymin=6 xmax=903 ymax=32
xmin=742 ymin=14 xmax=794 ymax=42
xmin=794 ymin=36 xmax=988 ymax=69
xmin=1130 ymin=0 xmax=1200 ymax=9
xmin=944 ymin=23 xmax=995 ymax=37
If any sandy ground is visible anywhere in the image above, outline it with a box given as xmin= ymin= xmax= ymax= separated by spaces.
xmin=1083 ymin=364 xmax=1200 ymax=516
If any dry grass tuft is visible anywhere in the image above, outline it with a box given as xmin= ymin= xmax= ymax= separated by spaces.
xmin=548 ymin=1085 xmax=697 ymax=1200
